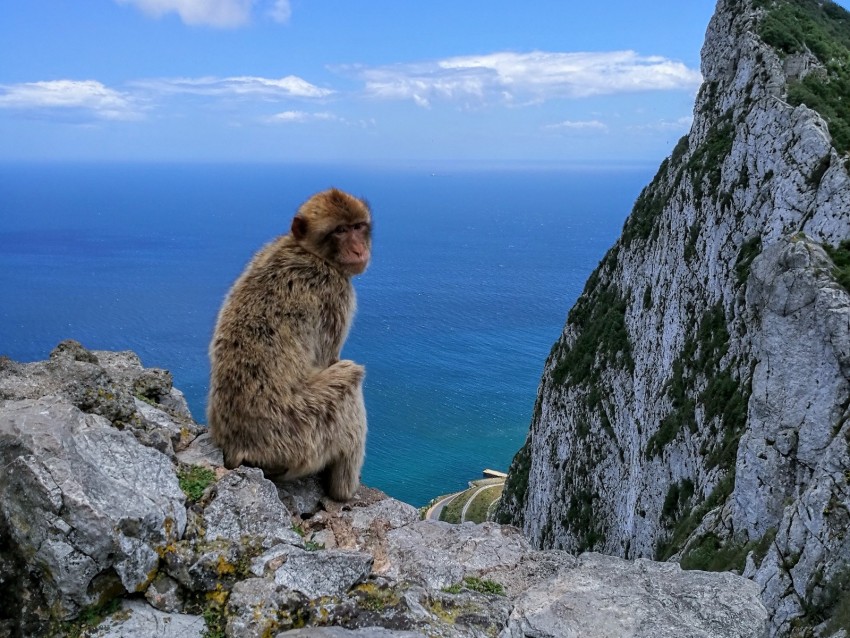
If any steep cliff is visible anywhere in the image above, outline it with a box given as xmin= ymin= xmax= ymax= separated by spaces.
xmin=496 ymin=0 xmax=850 ymax=634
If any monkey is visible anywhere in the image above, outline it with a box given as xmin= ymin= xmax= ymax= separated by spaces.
xmin=207 ymin=188 xmax=371 ymax=501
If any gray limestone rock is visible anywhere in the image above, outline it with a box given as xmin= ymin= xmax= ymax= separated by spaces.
xmin=0 ymin=397 xmax=186 ymax=626
xmin=227 ymin=577 xmax=308 ymax=638
xmin=299 ymin=490 xmax=420 ymax=572
xmin=90 ymin=599 xmax=205 ymax=638
xmin=383 ymin=521 xmax=530 ymax=589
xmin=176 ymin=431 xmax=224 ymax=467
xmin=504 ymin=553 xmax=769 ymax=638
xmin=483 ymin=549 xmax=579 ymax=599
xmin=0 ymin=339 xmax=200 ymax=446
xmin=276 ymin=475 xmax=329 ymax=515
xmin=144 ymin=573 xmax=183 ymax=613
xmin=278 ymin=629 xmax=422 ymax=637
xmin=201 ymin=467 xmax=301 ymax=549
xmin=250 ymin=542 xmax=298 ymax=577
xmin=161 ymin=537 xmax=242 ymax=592
xmin=272 ymin=547 xmax=373 ymax=599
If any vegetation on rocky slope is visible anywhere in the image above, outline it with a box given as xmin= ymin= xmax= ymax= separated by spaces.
xmin=824 ymin=239 xmax=850 ymax=291
xmin=551 ymin=277 xmax=633 ymax=389
xmin=757 ymin=0 xmax=850 ymax=154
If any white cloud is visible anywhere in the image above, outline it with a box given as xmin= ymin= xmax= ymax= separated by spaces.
xmin=135 ymin=75 xmax=333 ymax=99
xmin=268 ymin=0 xmax=291 ymax=23
xmin=356 ymin=50 xmax=702 ymax=107
xmin=114 ymin=0 xmax=291 ymax=28
xmin=545 ymin=119 xmax=609 ymax=132
xmin=114 ymin=0 xmax=253 ymax=27
xmin=264 ymin=110 xmax=338 ymax=123
xmin=0 ymin=80 xmax=141 ymax=121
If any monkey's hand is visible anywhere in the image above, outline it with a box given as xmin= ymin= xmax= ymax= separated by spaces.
xmin=328 ymin=359 xmax=365 ymax=385
xmin=307 ymin=359 xmax=365 ymax=395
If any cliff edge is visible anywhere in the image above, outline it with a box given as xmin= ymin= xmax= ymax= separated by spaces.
xmin=496 ymin=0 xmax=850 ymax=635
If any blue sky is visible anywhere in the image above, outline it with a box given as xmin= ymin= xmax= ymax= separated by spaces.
xmin=1 ymin=0 xmax=845 ymax=164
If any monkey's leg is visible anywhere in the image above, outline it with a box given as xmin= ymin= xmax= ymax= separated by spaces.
xmin=324 ymin=385 xmax=367 ymax=501
xmin=302 ymin=360 xmax=367 ymax=501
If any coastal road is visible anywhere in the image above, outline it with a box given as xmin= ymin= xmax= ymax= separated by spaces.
xmin=425 ymin=493 xmax=460 ymax=521
xmin=426 ymin=479 xmax=506 ymax=522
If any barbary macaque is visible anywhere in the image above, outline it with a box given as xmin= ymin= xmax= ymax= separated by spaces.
xmin=208 ymin=188 xmax=371 ymax=501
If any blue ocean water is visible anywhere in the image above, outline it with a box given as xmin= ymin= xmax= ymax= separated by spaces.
xmin=0 ymin=162 xmax=652 ymax=505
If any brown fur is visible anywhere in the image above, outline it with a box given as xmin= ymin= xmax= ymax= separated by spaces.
xmin=207 ymin=188 xmax=371 ymax=500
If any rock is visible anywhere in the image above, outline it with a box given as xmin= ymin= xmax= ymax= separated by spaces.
xmin=0 ymin=397 xmax=186 ymax=627
xmin=278 ymin=629 xmax=422 ymax=637
xmin=299 ymin=489 xmax=420 ymax=570
xmin=144 ymin=573 xmax=183 ymax=612
xmin=250 ymin=543 xmax=298 ymax=576
xmin=504 ymin=553 xmax=768 ymax=637
xmin=176 ymin=431 xmax=224 ymax=466
xmin=51 ymin=338 xmax=99 ymax=364
xmin=276 ymin=475 xmax=329 ymax=515
xmin=483 ymin=549 xmax=578 ymax=598
xmin=201 ymin=467 xmax=301 ymax=549
xmin=226 ymin=578 xmax=308 ymax=638
xmin=272 ymin=546 xmax=373 ymax=599
xmin=132 ymin=368 xmax=174 ymax=403
xmin=0 ymin=339 xmax=201 ymax=445
xmin=161 ymin=537 xmax=242 ymax=592
xmin=383 ymin=521 xmax=530 ymax=589
xmin=90 ymin=599 xmax=205 ymax=637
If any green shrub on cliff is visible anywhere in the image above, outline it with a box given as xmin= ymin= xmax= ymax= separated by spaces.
xmin=824 ymin=239 xmax=850 ymax=292
xmin=757 ymin=0 xmax=850 ymax=154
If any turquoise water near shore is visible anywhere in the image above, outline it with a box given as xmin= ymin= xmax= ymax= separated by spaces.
xmin=0 ymin=162 xmax=652 ymax=505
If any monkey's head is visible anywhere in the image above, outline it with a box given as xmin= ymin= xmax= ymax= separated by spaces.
xmin=291 ymin=188 xmax=372 ymax=276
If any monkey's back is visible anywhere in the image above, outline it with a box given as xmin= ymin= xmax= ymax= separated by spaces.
xmin=207 ymin=235 xmax=355 ymax=461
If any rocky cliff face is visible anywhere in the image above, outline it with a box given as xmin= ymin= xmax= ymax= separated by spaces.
xmin=496 ymin=0 xmax=850 ymax=634
xmin=0 ymin=342 xmax=769 ymax=637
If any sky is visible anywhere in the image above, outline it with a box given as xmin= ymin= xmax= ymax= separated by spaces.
xmin=1 ymin=0 xmax=847 ymax=165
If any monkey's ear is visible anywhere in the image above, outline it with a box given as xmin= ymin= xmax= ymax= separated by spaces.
xmin=291 ymin=216 xmax=308 ymax=240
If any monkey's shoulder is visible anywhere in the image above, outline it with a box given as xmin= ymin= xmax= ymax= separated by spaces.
xmin=268 ymin=240 xmax=351 ymax=290
xmin=226 ymin=238 xmax=352 ymax=317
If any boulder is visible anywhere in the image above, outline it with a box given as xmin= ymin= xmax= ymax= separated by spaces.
xmin=504 ymin=553 xmax=768 ymax=638
xmin=0 ymin=397 xmax=186 ymax=628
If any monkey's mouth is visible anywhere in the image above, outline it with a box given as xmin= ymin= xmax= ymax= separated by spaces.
xmin=337 ymin=252 xmax=370 ymax=275
xmin=340 ymin=259 xmax=369 ymax=275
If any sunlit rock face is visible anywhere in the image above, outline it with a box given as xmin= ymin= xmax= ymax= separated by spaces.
xmin=496 ymin=0 xmax=850 ymax=633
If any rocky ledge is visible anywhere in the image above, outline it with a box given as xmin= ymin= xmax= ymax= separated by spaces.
xmin=0 ymin=342 xmax=769 ymax=637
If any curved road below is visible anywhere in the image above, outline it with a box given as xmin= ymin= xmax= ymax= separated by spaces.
xmin=425 ymin=480 xmax=505 ymax=522
xmin=425 ymin=493 xmax=460 ymax=521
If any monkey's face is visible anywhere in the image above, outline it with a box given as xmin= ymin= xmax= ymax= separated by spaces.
xmin=291 ymin=188 xmax=372 ymax=276
xmin=329 ymin=221 xmax=371 ymax=275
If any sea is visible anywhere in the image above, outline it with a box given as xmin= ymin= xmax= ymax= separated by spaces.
xmin=0 ymin=161 xmax=654 ymax=506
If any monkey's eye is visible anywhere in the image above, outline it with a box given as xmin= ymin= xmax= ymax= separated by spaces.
xmin=333 ymin=225 xmax=347 ymax=235
xmin=351 ymin=222 xmax=368 ymax=231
